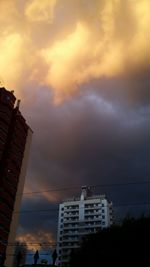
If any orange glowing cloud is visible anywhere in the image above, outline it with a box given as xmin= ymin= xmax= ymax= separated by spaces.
xmin=25 ymin=0 xmax=57 ymax=23
xmin=17 ymin=231 xmax=55 ymax=250
xmin=0 ymin=33 xmax=26 ymax=91
xmin=41 ymin=22 xmax=90 ymax=102
xmin=40 ymin=0 xmax=150 ymax=102
xmin=0 ymin=0 xmax=149 ymax=102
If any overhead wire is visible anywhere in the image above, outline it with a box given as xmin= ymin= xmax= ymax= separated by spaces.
xmin=20 ymin=180 xmax=150 ymax=195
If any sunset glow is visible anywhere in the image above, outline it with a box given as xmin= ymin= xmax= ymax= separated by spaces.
xmin=0 ymin=0 xmax=150 ymax=101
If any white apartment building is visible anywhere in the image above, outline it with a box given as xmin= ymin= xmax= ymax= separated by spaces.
xmin=57 ymin=186 xmax=113 ymax=266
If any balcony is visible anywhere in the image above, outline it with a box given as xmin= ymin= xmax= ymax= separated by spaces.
xmin=63 ymin=231 xmax=79 ymax=236
xmin=62 ymin=237 xmax=79 ymax=242
xmin=63 ymin=225 xmax=79 ymax=230
xmin=84 ymin=211 xmax=101 ymax=216
xmin=64 ymin=213 xmax=79 ymax=217
xmin=61 ymin=244 xmax=80 ymax=249
xmin=84 ymin=205 xmax=101 ymax=210
xmin=84 ymin=217 xmax=101 ymax=222
xmin=64 ymin=218 xmax=79 ymax=223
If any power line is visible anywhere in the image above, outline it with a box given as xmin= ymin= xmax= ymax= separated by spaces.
xmin=4 ymin=242 xmax=56 ymax=245
xmin=3 ymin=243 xmax=56 ymax=247
xmin=21 ymin=180 xmax=150 ymax=196
xmin=14 ymin=208 xmax=58 ymax=214
xmin=6 ymin=253 xmax=52 ymax=256
xmin=13 ymin=201 xmax=150 ymax=214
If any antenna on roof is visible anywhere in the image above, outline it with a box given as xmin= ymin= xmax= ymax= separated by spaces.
xmin=16 ymin=99 xmax=21 ymax=109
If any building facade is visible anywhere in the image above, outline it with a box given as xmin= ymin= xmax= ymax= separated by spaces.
xmin=57 ymin=186 xmax=113 ymax=266
xmin=0 ymin=87 xmax=32 ymax=267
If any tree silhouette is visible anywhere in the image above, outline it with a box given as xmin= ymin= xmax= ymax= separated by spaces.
xmin=33 ymin=250 xmax=39 ymax=266
xmin=16 ymin=251 xmax=23 ymax=267
xmin=52 ymin=249 xmax=57 ymax=266
xmin=70 ymin=216 xmax=150 ymax=267
xmin=0 ymin=252 xmax=6 ymax=267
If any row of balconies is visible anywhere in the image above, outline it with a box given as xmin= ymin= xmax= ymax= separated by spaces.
xmin=63 ymin=223 xmax=102 ymax=230
xmin=60 ymin=243 xmax=80 ymax=249
xmin=61 ymin=257 xmax=70 ymax=263
xmin=84 ymin=205 xmax=103 ymax=210
xmin=63 ymin=211 xmax=104 ymax=218
xmin=61 ymin=249 xmax=71 ymax=256
xmin=62 ymin=232 xmax=79 ymax=236
xmin=63 ymin=203 xmax=105 ymax=211
xmin=63 ymin=217 xmax=102 ymax=224
xmin=85 ymin=215 xmax=102 ymax=219
xmin=63 ymin=206 xmax=79 ymax=212
xmin=84 ymin=211 xmax=104 ymax=216
xmin=64 ymin=213 xmax=79 ymax=217
xmin=66 ymin=218 xmax=103 ymax=224
xmin=62 ymin=229 xmax=99 ymax=241
xmin=62 ymin=227 xmax=101 ymax=235
xmin=60 ymin=232 xmax=96 ymax=241
xmin=62 ymin=223 xmax=102 ymax=235
xmin=62 ymin=237 xmax=79 ymax=242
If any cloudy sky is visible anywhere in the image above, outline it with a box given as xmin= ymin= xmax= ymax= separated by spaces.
xmin=1 ymin=0 xmax=150 ymax=255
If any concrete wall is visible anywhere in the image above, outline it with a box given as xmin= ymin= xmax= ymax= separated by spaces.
xmin=5 ymin=128 xmax=32 ymax=267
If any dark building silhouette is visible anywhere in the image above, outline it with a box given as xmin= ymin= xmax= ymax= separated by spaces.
xmin=0 ymin=87 xmax=32 ymax=267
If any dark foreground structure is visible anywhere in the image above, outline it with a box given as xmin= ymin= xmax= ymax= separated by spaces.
xmin=70 ymin=216 xmax=150 ymax=267
xmin=0 ymin=87 xmax=32 ymax=267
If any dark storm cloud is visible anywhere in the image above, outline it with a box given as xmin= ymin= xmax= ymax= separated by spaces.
xmin=18 ymin=77 xmax=150 ymax=240
xmin=18 ymin=197 xmax=58 ymax=237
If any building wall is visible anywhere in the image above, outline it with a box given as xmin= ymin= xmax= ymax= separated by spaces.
xmin=57 ymin=187 xmax=113 ymax=266
xmin=0 ymin=87 xmax=32 ymax=267
xmin=5 ymin=128 xmax=32 ymax=267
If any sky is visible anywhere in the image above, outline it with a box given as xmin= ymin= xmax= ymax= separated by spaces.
xmin=1 ymin=0 xmax=150 ymax=260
